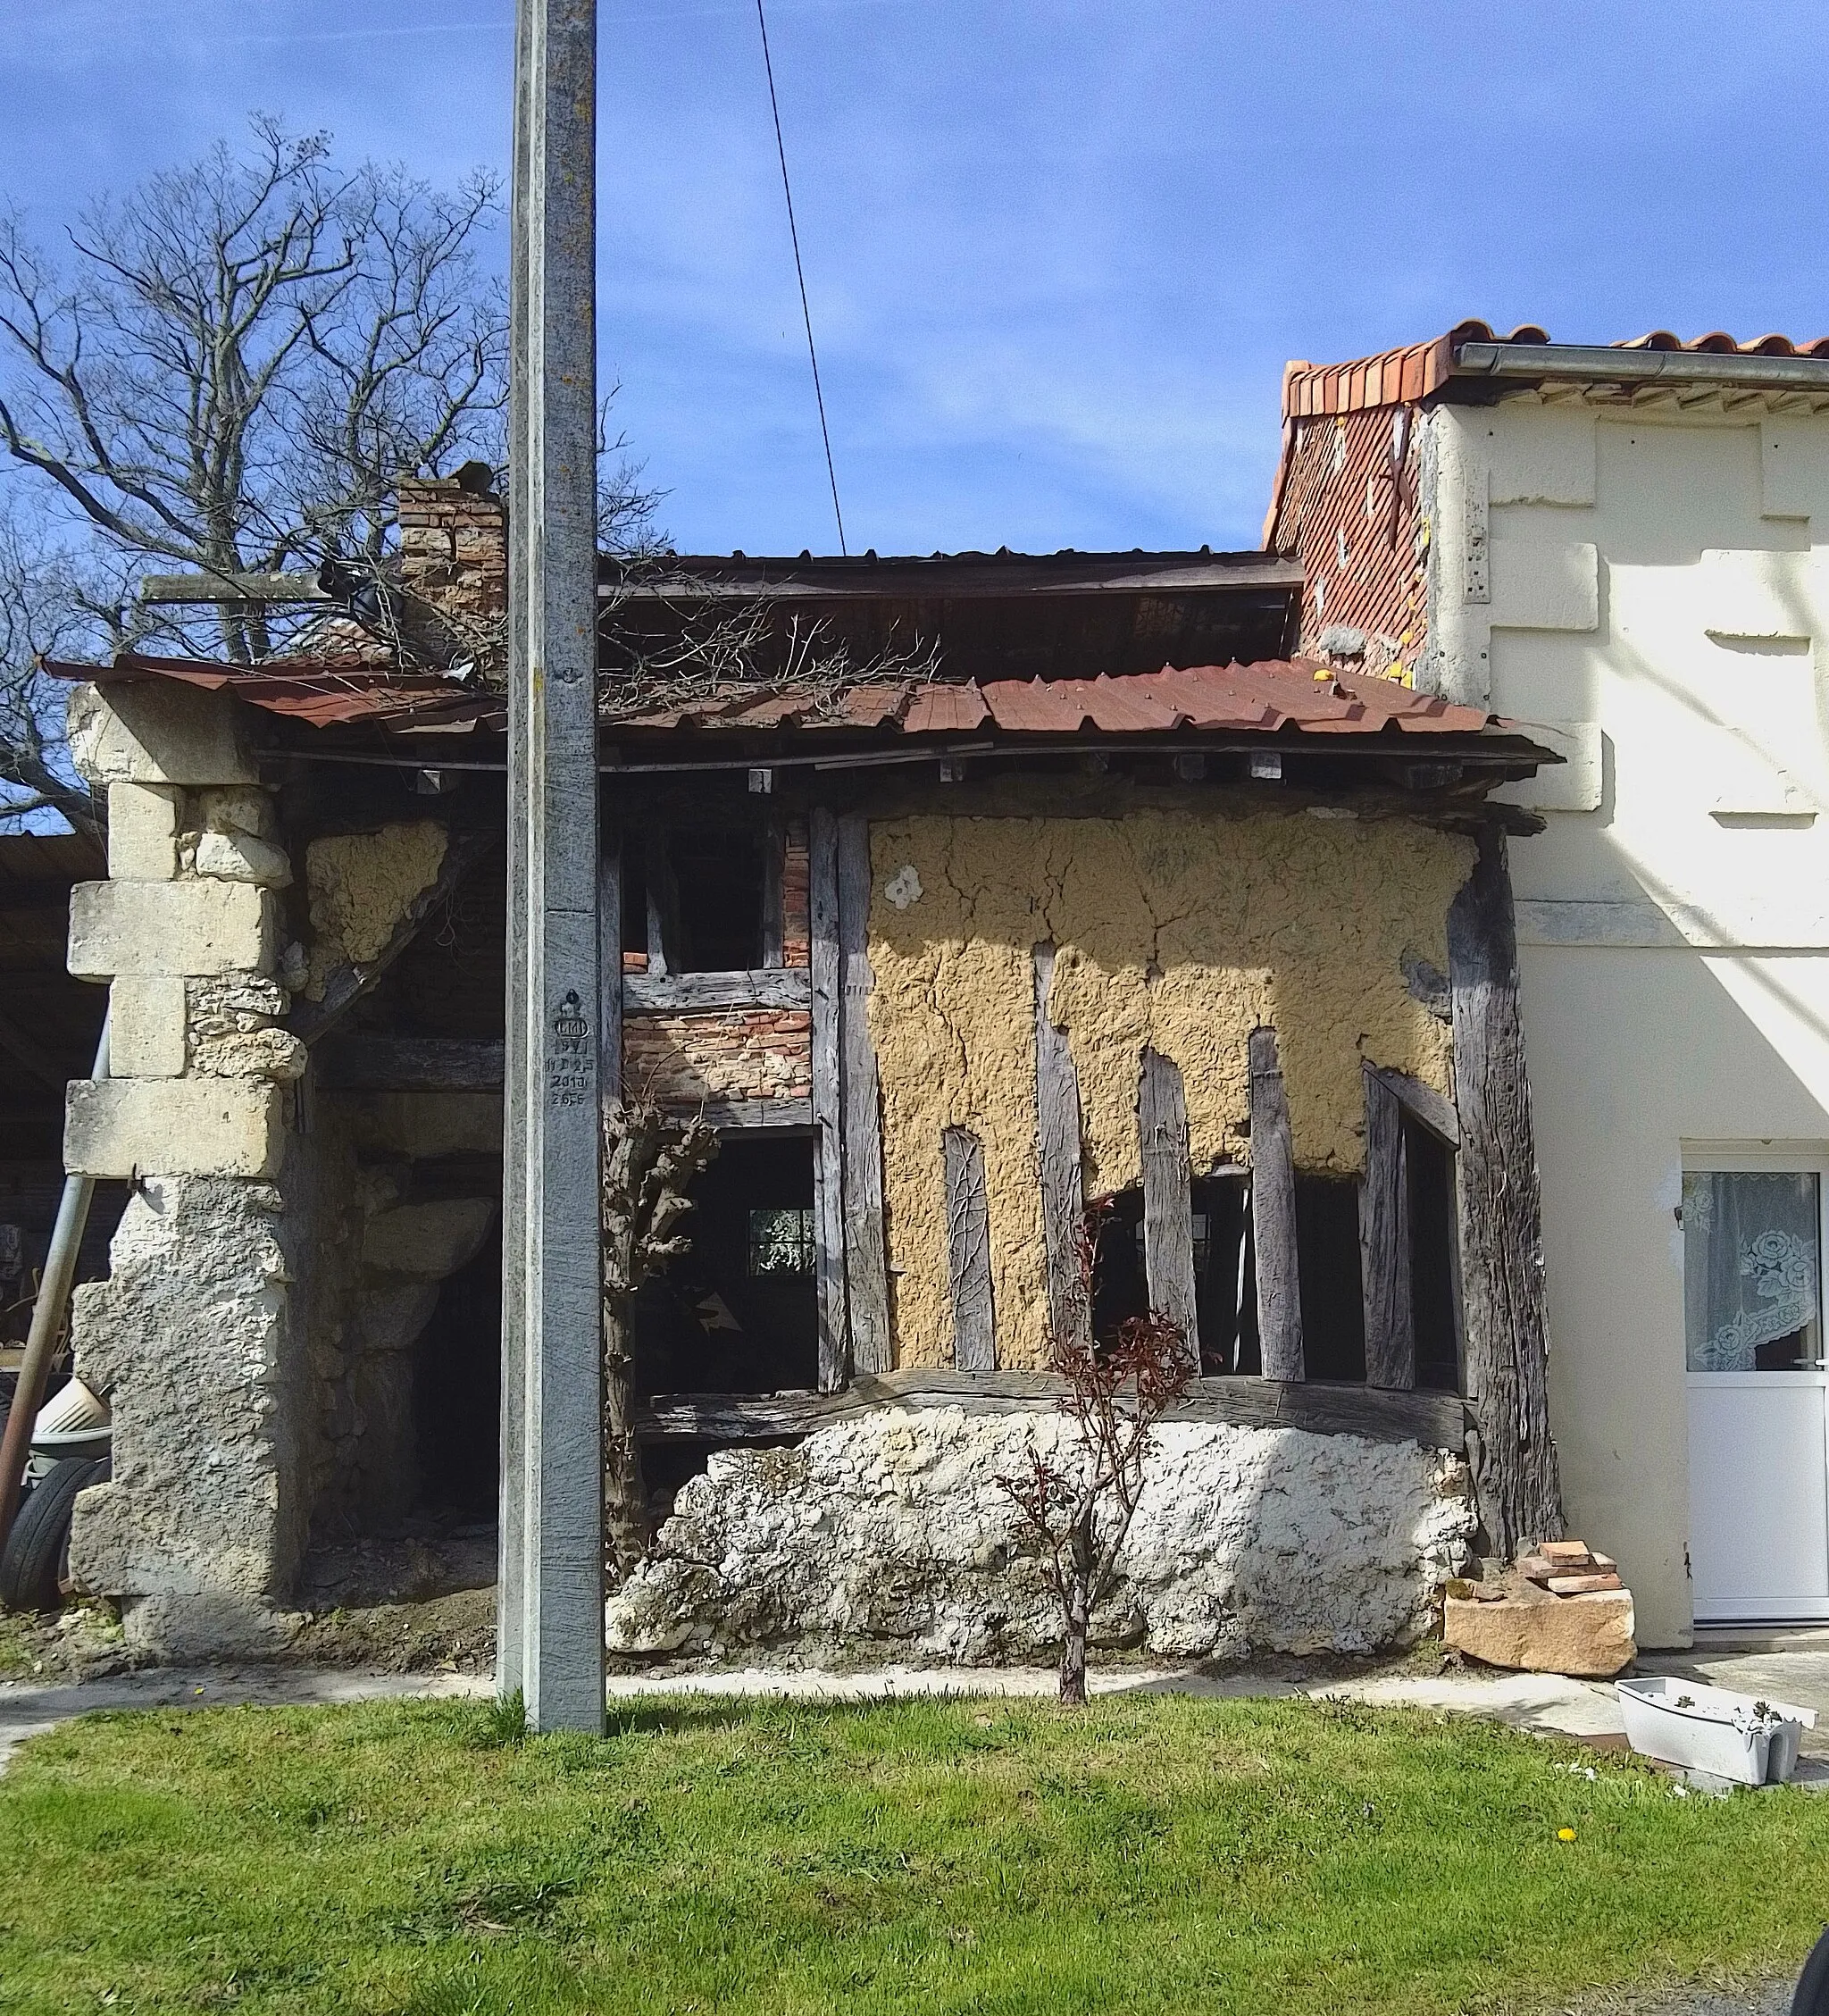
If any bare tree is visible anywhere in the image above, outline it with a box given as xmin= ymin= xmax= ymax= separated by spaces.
xmin=0 ymin=115 xmax=506 ymax=670
xmin=999 ymin=1209 xmax=1196 ymax=1705
xmin=600 ymin=1098 xmax=719 ymax=1580
xmin=0 ymin=506 xmax=106 ymax=836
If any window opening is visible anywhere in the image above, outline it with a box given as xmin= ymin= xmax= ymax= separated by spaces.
xmin=748 ymin=1206 xmax=814 ymax=1276
xmin=668 ymin=829 xmax=766 ymax=972
xmin=1193 ymin=1173 xmax=1257 ymax=1375
xmin=1295 ymin=1173 xmax=1365 ymax=1381
xmin=632 ymin=1134 xmax=817 ymax=1395
xmin=1684 ymin=1170 xmax=1823 ymax=1372
xmin=618 ymin=832 xmax=649 ymax=970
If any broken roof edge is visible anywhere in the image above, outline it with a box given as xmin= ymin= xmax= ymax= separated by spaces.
xmin=597 ymin=547 xmax=1304 ymax=598
xmin=38 ymin=649 xmax=1562 ymax=771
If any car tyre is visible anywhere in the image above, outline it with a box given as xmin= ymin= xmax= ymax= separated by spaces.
xmin=0 ymin=1455 xmax=108 ymax=1613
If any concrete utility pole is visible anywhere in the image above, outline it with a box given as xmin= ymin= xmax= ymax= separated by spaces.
xmin=498 ymin=0 xmax=605 ymax=1733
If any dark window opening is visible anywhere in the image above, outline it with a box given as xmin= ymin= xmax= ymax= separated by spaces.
xmin=669 ymin=830 xmax=766 ymax=972
xmin=1089 ymin=1187 xmax=1148 ymax=1344
xmin=1407 ymin=1120 xmax=1460 ymax=1392
xmin=1295 ymin=1174 xmax=1365 ymax=1382
xmin=618 ymin=833 xmax=648 ymax=967
xmin=413 ymin=1210 xmax=503 ymax=1522
xmin=632 ymin=1134 xmax=816 ymax=1396
xmin=1193 ymin=1175 xmax=1257 ymax=1375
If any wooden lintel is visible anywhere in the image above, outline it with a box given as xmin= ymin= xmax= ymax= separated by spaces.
xmin=637 ymin=1369 xmax=1466 ymax=1451
xmin=316 ymin=1033 xmax=504 ymax=1092
xmin=288 ymin=829 xmax=496 ymax=1047
xmin=623 ymin=967 xmax=809 ymax=1014
xmin=1371 ymin=1065 xmax=1460 ymax=1146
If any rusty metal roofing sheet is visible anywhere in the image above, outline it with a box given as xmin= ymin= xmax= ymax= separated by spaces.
xmin=39 ymin=649 xmax=1516 ymax=745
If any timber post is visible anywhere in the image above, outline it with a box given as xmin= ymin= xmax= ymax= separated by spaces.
xmin=1448 ymin=822 xmax=1563 ymax=1556
xmin=498 ymin=0 xmax=605 ymax=1733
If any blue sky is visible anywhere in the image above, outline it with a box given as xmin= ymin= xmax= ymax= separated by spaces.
xmin=4 ymin=0 xmax=1828 ymax=558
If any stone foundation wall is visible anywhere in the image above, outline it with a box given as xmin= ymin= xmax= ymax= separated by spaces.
xmin=607 ymin=1409 xmax=1475 ymax=1663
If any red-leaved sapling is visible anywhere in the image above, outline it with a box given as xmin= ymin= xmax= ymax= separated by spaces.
xmin=998 ymin=1210 xmax=1196 ymax=1704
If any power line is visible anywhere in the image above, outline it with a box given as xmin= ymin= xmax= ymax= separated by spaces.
xmin=754 ymin=0 xmax=848 ymax=556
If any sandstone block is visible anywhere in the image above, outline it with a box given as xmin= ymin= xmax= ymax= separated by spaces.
xmin=65 ymin=1076 xmax=286 ymax=1178
xmin=106 ymin=782 xmax=183 ymax=881
xmin=1443 ymin=1589 xmax=1635 ymax=1678
xmin=109 ymin=975 xmax=187 ymax=1078
xmin=68 ymin=680 xmax=257 ymax=787
xmin=361 ymin=1197 xmax=496 ymax=1277
xmin=70 ymin=878 xmax=274 ymax=979
xmin=195 ymin=830 xmax=292 ymax=888
xmin=198 ymin=786 xmax=278 ymax=841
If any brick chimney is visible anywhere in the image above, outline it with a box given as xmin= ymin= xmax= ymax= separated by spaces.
xmin=396 ymin=461 xmax=507 ymax=626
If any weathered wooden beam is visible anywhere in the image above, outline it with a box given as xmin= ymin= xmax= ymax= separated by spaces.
xmin=1033 ymin=941 xmax=1089 ymax=1351
xmin=637 ymin=1368 xmax=1466 ymax=1451
xmin=1138 ymin=1047 xmax=1199 ymax=1366
xmin=809 ymin=807 xmax=848 ymax=1392
xmin=622 ymin=967 xmax=810 ymax=1014
xmin=761 ymin=814 xmax=785 ymax=969
xmin=943 ymin=1125 xmax=995 ymax=1371
xmin=316 ymin=1034 xmax=505 ymax=1092
xmin=644 ymin=830 xmax=679 ymax=979
xmin=694 ymin=1097 xmax=811 ymax=1132
xmin=839 ymin=815 xmax=891 ymax=1375
xmin=138 ymin=570 xmax=325 ymax=605
xmin=1360 ymin=1066 xmax=1414 ymax=1390
xmin=288 ymin=829 xmax=495 ymax=1047
xmin=1449 ymin=824 xmax=1562 ymax=1555
xmin=1370 ymin=1065 xmax=1459 ymax=1147
xmin=599 ymin=835 xmax=622 ymax=1108
xmin=1249 ymin=1025 xmax=1304 ymax=1381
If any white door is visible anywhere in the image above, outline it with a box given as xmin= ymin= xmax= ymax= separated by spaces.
xmin=1686 ymin=1165 xmax=1829 ymax=1624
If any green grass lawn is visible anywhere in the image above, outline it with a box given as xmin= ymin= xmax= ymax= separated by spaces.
xmin=0 ymin=1691 xmax=1823 ymax=2014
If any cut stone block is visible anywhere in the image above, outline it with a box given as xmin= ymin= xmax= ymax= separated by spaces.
xmin=195 ymin=830 xmax=292 ymax=888
xmin=360 ymin=1197 xmax=497 ymax=1277
xmin=65 ymin=1076 xmax=286 ymax=1178
xmin=69 ymin=878 xmax=274 ymax=979
xmin=68 ymin=680 xmax=257 ymax=787
xmin=106 ymin=782 xmax=183 ymax=881
xmin=109 ymin=975 xmax=187 ymax=1078
xmin=1444 ymin=1588 xmax=1636 ymax=1678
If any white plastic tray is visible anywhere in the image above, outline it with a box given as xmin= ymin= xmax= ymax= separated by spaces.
xmin=1616 ymin=1675 xmax=1816 ymax=1785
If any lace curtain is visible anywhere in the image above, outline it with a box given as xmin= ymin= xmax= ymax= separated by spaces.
xmin=1684 ymin=1171 xmax=1822 ymax=1372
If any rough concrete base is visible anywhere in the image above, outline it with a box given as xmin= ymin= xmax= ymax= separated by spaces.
xmin=607 ymin=1407 xmax=1475 ymax=1662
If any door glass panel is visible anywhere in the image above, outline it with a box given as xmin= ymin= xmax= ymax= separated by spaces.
xmin=1684 ymin=1171 xmax=1822 ymax=1371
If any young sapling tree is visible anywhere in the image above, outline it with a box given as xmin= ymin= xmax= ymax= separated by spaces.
xmin=999 ymin=1210 xmax=1196 ymax=1704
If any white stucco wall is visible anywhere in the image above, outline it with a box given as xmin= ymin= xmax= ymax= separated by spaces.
xmin=1422 ymin=395 xmax=1829 ymax=1644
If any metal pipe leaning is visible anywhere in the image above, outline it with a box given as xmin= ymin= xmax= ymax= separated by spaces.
xmin=0 ymin=1013 xmax=109 ymax=1574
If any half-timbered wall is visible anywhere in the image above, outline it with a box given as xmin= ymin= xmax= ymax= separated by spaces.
xmin=861 ymin=807 xmax=1474 ymax=1370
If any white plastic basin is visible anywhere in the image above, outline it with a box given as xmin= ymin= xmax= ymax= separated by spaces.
xmin=1616 ymin=1676 xmax=1816 ymax=1786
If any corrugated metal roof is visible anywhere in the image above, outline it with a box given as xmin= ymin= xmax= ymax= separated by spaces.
xmin=39 ymin=651 xmax=493 ymax=729
xmin=38 ymin=651 xmax=1537 ymax=750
